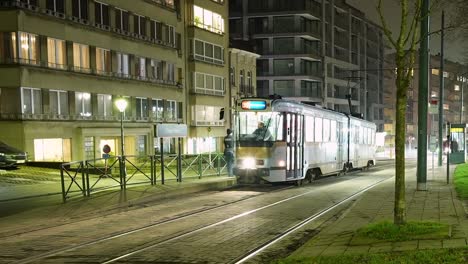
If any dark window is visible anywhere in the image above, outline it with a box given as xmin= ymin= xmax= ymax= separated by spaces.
xmin=134 ymin=15 xmax=147 ymax=36
xmin=115 ymin=8 xmax=129 ymax=31
xmin=46 ymin=0 xmax=65 ymax=13
xmin=94 ymin=1 xmax=109 ymax=26
xmin=151 ymin=20 xmax=163 ymax=40
xmin=72 ymin=0 xmax=88 ymax=19
xmin=20 ymin=0 xmax=38 ymax=6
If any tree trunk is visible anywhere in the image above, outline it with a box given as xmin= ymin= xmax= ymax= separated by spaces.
xmin=394 ymin=69 xmax=408 ymax=225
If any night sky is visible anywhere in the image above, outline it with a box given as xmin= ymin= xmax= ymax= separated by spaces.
xmin=348 ymin=0 xmax=464 ymax=63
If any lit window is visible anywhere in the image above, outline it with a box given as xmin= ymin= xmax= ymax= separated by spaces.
xmin=47 ymin=38 xmax=66 ymax=69
xmin=192 ymin=5 xmax=224 ymax=34
xmin=73 ymin=43 xmax=90 ymax=71
xmin=443 ymin=104 xmax=449 ymax=110
xmin=75 ymin=92 xmax=92 ymax=117
xmin=96 ymin=48 xmax=111 ymax=73
xmin=431 ymin=91 xmax=437 ymax=98
xmin=431 ymin=69 xmax=439 ymax=75
xmin=18 ymin=32 xmax=39 ymax=64
xmin=151 ymin=98 xmax=164 ymax=120
xmin=455 ymin=84 xmax=460 ymax=91
xmin=150 ymin=59 xmax=163 ymax=80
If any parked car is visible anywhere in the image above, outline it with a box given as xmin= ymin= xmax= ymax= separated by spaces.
xmin=0 ymin=141 xmax=27 ymax=168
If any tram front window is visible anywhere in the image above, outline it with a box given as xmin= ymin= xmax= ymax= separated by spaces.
xmin=237 ymin=112 xmax=283 ymax=146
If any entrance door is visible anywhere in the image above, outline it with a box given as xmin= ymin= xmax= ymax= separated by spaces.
xmin=286 ymin=113 xmax=304 ymax=179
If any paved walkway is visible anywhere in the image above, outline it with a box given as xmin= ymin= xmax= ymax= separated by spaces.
xmin=290 ymin=164 xmax=468 ymax=258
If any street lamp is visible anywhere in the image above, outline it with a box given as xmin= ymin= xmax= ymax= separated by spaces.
xmin=115 ymin=98 xmax=127 ymax=183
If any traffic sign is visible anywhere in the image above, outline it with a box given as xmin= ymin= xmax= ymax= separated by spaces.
xmin=103 ymin=144 xmax=111 ymax=154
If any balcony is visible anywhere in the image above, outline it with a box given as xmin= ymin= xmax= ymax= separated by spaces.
xmin=253 ymin=26 xmax=321 ymax=40
xmin=0 ymin=58 xmax=182 ymax=88
xmin=248 ymin=0 xmax=321 ymax=19
xmin=259 ymin=70 xmax=322 ymax=80
xmin=259 ymin=48 xmax=322 ymax=60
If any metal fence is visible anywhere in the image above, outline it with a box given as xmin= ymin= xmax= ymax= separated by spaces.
xmin=60 ymin=153 xmax=227 ymax=202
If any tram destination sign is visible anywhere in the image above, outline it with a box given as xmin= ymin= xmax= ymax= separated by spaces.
xmin=240 ymin=100 xmax=268 ymax=110
xmin=155 ymin=124 xmax=188 ymax=138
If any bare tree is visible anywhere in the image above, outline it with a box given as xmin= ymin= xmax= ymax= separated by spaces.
xmin=377 ymin=0 xmax=423 ymax=225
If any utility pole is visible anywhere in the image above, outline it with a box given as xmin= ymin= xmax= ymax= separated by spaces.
xmin=417 ymin=0 xmax=430 ymax=191
xmin=438 ymin=10 xmax=445 ymax=167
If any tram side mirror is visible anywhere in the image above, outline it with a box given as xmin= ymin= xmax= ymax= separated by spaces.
xmin=219 ymin=108 xmax=225 ymax=120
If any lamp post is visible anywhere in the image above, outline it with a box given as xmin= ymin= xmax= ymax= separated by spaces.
xmin=115 ymin=98 xmax=128 ymax=186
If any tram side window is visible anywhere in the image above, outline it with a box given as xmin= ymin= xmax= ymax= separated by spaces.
xmin=305 ymin=116 xmax=314 ymax=142
xmin=359 ymin=127 xmax=364 ymax=144
xmin=315 ymin=117 xmax=323 ymax=142
xmin=323 ymin=119 xmax=330 ymax=142
xmin=331 ymin=120 xmax=337 ymax=142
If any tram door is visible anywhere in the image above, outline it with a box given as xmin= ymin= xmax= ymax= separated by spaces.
xmin=337 ymin=121 xmax=344 ymax=168
xmin=286 ymin=113 xmax=304 ymax=179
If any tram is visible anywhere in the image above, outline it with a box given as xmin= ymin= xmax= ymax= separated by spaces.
xmin=234 ymin=97 xmax=376 ymax=184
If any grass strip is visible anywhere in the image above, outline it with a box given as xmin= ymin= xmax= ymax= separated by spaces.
xmin=277 ymin=248 xmax=468 ymax=264
xmin=454 ymin=163 xmax=468 ymax=199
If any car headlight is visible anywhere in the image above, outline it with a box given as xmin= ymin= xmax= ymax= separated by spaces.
xmin=242 ymin=157 xmax=256 ymax=169
xmin=444 ymin=147 xmax=450 ymax=154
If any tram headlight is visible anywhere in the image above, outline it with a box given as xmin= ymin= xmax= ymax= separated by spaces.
xmin=278 ymin=160 xmax=286 ymax=167
xmin=242 ymin=157 xmax=256 ymax=169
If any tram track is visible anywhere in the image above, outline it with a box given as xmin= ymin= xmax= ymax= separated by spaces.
xmin=10 ymin=184 xmax=293 ymax=264
xmin=7 ymin=161 xmax=395 ymax=263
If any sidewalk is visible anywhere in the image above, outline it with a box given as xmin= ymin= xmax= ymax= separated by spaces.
xmin=290 ymin=165 xmax=468 ymax=258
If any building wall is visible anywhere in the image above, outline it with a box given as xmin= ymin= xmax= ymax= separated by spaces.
xmin=383 ymin=53 xmax=468 ymax=150
xmin=0 ymin=0 xmax=231 ymax=160
xmin=229 ymin=0 xmax=385 ymax=130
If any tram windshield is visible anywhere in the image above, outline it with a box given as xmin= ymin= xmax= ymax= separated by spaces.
xmin=237 ymin=112 xmax=283 ymax=145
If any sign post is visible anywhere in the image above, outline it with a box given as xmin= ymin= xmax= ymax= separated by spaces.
xmin=102 ymin=144 xmax=111 ymax=177
xmin=155 ymin=124 xmax=188 ymax=183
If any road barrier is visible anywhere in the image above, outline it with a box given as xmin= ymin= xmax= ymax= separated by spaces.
xmin=60 ymin=153 xmax=227 ymax=202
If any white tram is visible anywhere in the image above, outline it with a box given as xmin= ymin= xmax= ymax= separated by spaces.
xmin=234 ymin=98 xmax=376 ymax=184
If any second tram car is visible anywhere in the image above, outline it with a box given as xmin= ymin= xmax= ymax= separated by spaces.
xmin=234 ymin=98 xmax=376 ymax=184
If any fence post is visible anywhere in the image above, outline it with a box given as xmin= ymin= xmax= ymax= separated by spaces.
xmin=160 ymin=138 xmax=165 ymax=185
xmin=151 ymin=155 xmax=155 ymax=185
xmin=178 ymin=137 xmax=182 ymax=182
xmin=217 ymin=153 xmax=221 ymax=176
xmin=84 ymin=161 xmax=90 ymax=197
xmin=198 ymin=154 xmax=202 ymax=179
xmin=60 ymin=164 xmax=66 ymax=203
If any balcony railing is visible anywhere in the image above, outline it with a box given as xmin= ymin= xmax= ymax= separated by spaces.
xmin=253 ymin=26 xmax=321 ymax=38
xmin=1 ymin=0 xmax=179 ymax=51
xmin=248 ymin=0 xmax=321 ymax=19
xmin=0 ymin=58 xmax=181 ymax=88
xmin=0 ymin=112 xmax=181 ymax=123
xmin=259 ymin=48 xmax=322 ymax=57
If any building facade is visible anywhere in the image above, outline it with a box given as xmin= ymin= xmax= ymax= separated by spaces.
xmin=229 ymin=0 xmax=385 ymax=130
xmin=383 ymin=53 xmax=468 ymax=151
xmin=0 ymin=0 xmax=230 ymax=161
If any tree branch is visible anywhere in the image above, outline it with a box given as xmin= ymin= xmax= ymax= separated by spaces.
xmin=377 ymin=0 xmax=397 ymax=48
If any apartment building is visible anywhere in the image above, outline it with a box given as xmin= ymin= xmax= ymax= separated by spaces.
xmin=0 ymin=0 xmax=230 ymax=161
xmin=383 ymin=53 xmax=468 ymax=149
xmin=229 ymin=0 xmax=385 ymax=130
